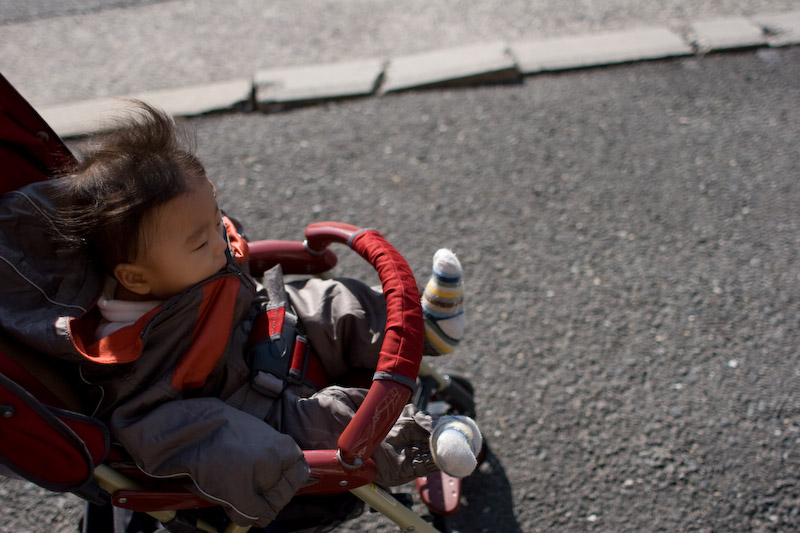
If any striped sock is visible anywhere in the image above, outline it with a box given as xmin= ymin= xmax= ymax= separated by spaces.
xmin=422 ymin=249 xmax=465 ymax=355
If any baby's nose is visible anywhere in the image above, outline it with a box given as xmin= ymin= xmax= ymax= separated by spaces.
xmin=213 ymin=230 xmax=227 ymax=255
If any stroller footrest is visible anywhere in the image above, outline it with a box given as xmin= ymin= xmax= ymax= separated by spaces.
xmin=415 ymin=472 xmax=462 ymax=516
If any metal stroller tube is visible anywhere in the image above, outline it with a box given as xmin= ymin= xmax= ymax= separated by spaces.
xmin=304 ymin=222 xmax=425 ymax=469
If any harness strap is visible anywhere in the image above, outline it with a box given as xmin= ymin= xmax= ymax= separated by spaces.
xmin=246 ymin=266 xmax=328 ymax=399
xmin=288 ymin=336 xmax=327 ymax=391
xmin=227 ymin=381 xmax=274 ymax=421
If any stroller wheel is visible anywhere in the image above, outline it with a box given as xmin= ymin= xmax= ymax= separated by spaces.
xmin=444 ymin=374 xmax=474 ymax=398
xmin=430 ymin=374 xmax=476 ymax=419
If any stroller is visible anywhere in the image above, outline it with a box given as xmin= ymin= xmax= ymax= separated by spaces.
xmin=0 ymin=73 xmax=480 ymax=533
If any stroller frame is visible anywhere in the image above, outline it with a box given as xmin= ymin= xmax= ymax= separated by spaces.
xmin=0 ymin=72 xmax=478 ymax=533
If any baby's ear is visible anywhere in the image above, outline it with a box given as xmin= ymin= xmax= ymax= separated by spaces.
xmin=113 ymin=263 xmax=152 ymax=296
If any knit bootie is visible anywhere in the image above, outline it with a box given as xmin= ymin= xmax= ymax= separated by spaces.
xmin=422 ymin=249 xmax=465 ymax=355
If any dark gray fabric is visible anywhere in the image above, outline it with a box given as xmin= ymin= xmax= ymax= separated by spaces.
xmin=111 ymin=392 xmax=308 ymax=527
xmin=286 ymin=277 xmax=386 ymax=379
xmin=0 ymin=182 xmax=103 ymax=359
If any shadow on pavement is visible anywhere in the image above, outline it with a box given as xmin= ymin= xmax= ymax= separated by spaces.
xmin=443 ymin=449 xmax=523 ymax=533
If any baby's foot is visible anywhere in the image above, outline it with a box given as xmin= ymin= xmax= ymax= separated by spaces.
xmin=422 ymin=249 xmax=465 ymax=355
xmin=430 ymin=415 xmax=482 ymax=478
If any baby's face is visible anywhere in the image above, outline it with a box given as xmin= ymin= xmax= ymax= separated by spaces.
xmin=138 ymin=180 xmax=228 ymax=299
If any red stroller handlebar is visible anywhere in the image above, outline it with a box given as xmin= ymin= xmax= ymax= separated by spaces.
xmin=303 ymin=222 xmax=425 ymax=469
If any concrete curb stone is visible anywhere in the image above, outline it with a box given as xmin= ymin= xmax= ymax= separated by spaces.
xmin=254 ymin=58 xmax=386 ymax=111
xmin=691 ymin=17 xmax=767 ymax=53
xmin=381 ymin=41 xmax=518 ymax=93
xmin=511 ymin=27 xmax=692 ymax=74
xmin=39 ymin=78 xmax=252 ymax=138
xmin=35 ymin=10 xmax=800 ymax=138
xmin=752 ymin=11 xmax=800 ymax=47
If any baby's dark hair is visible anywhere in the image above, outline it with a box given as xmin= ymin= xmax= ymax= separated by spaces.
xmin=54 ymin=102 xmax=207 ymax=273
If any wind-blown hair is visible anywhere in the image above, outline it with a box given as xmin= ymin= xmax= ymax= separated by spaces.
xmin=53 ymin=102 xmax=207 ymax=273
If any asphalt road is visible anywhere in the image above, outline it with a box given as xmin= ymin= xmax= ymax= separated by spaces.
xmin=194 ymin=47 xmax=800 ymax=532
xmin=1 ymin=47 xmax=799 ymax=532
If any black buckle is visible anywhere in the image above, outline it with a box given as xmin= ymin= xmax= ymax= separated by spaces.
xmin=248 ymin=322 xmax=298 ymax=398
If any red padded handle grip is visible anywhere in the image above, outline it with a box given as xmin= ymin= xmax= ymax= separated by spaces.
xmin=247 ymin=239 xmax=338 ymax=276
xmin=304 ymin=221 xmax=362 ymax=251
xmin=303 ymin=222 xmax=424 ymax=468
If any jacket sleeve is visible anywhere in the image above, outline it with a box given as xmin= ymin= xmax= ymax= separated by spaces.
xmin=110 ymin=389 xmax=309 ymax=527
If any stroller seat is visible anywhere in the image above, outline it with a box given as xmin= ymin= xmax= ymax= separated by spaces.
xmin=0 ymin=329 xmax=108 ymax=494
xmin=0 ymin=71 xmax=479 ymax=533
